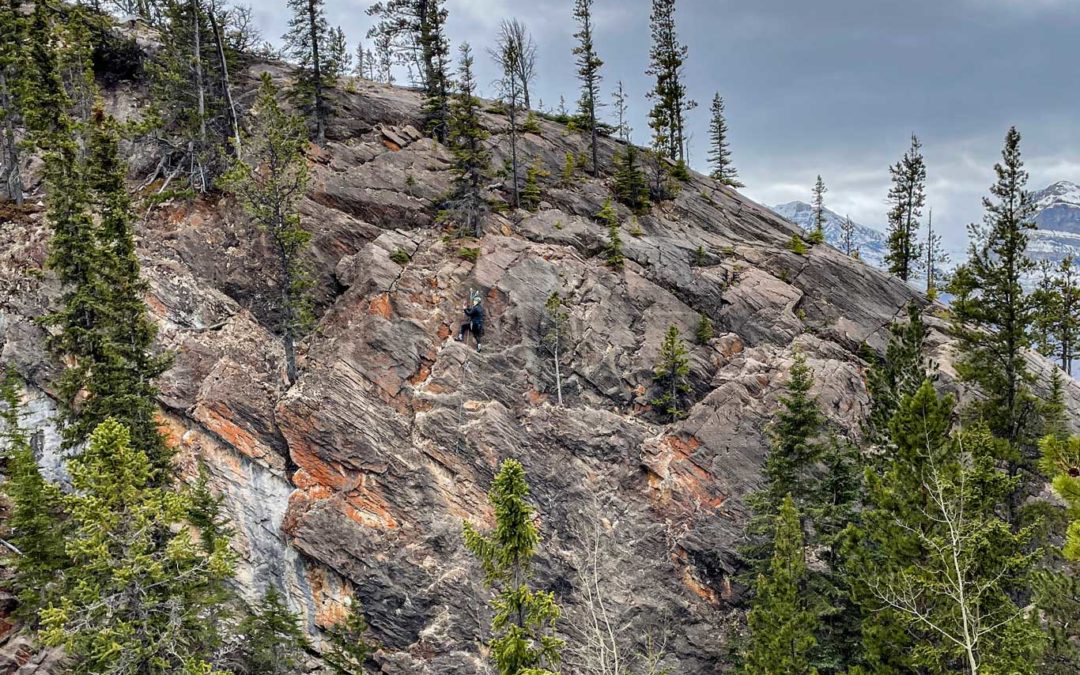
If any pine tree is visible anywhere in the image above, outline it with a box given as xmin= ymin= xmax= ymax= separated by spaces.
xmin=541 ymin=291 xmax=570 ymax=407
xmin=597 ymin=198 xmax=624 ymax=270
xmin=864 ymin=302 xmax=935 ymax=448
xmin=353 ymin=39 xmax=367 ymax=77
xmin=646 ymin=0 xmax=694 ymax=166
xmin=445 ymin=43 xmax=491 ymax=237
xmin=885 ymin=134 xmax=927 ymax=282
xmin=949 ymin=127 xmax=1039 ymax=449
xmin=325 ymin=26 xmax=352 ymax=78
xmin=651 ymin=324 xmax=691 ymax=421
xmin=493 ymin=19 xmax=525 ymax=208
xmin=222 ymin=74 xmax=313 ymax=385
xmin=853 ymin=382 xmax=1044 ymax=674
xmin=611 ymin=79 xmax=631 ymax=143
xmin=463 ymin=459 xmax=563 ymax=675
xmin=38 ymin=419 xmax=235 ymax=672
xmin=744 ymin=495 xmax=820 ymax=675
xmin=324 ymin=596 xmax=376 ymax=674
xmin=0 ymin=368 xmax=67 ymax=622
xmin=695 ymin=313 xmax=714 ymax=344
xmin=521 ymin=157 xmax=546 ymax=212
xmin=572 ymin=0 xmax=603 ymax=177
xmin=283 ymin=0 xmax=333 ymax=142
xmin=707 ymin=93 xmax=742 ymax=188
xmin=236 ymin=585 xmax=312 ymax=674
xmin=840 ymin=215 xmax=857 ymax=258
xmin=613 ymin=144 xmax=650 ymax=214
xmin=1032 ymin=260 xmax=1060 ymax=360
xmin=924 ymin=208 xmax=949 ymax=300
xmin=809 ymin=175 xmax=827 ymax=244
xmin=1041 ymin=434 xmax=1080 ymax=562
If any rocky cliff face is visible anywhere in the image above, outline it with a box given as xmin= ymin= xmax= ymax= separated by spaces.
xmin=2 ymin=60 xmax=1079 ymax=673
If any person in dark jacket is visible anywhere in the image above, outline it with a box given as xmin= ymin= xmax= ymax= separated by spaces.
xmin=456 ymin=294 xmax=485 ymax=351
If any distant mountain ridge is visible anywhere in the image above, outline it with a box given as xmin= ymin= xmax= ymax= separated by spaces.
xmin=1028 ymin=180 xmax=1080 ymax=267
xmin=770 ymin=201 xmax=888 ymax=269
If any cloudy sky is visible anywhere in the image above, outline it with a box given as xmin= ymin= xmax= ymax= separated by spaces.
xmin=251 ymin=0 xmax=1080 ymax=253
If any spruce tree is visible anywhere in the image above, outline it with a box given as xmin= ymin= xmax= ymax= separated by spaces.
xmin=853 ymin=382 xmax=1043 ymax=674
xmin=840 ymin=215 xmax=857 ymax=258
xmin=463 ymin=459 xmax=563 ymax=675
xmin=743 ymin=495 xmax=820 ymax=675
xmin=572 ymin=0 xmax=603 ymax=177
xmin=884 ymin=134 xmax=926 ymax=282
xmin=864 ymin=302 xmax=935 ymax=448
xmin=612 ymin=79 xmax=631 ymax=142
xmin=924 ymin=208 xmax=949 ymax=300
xmin=521 ymin=157 xmax=546 ymax=212
xmin=651 ymin=324 xmax=691 ymax=421
xmin=39 ymin=419 xmax=235 ymax=672
xmin=707 ymin=93 xmax=742 ymax=188
xmin=283 ymin=0 xmax=333 ymax=142
xmin=222 ymin=74 xmax=313 ymax=385
xmin=324 ymin=596 xmax=376 ymax=674
xmin=809 ymin=175 xmax=827 ymax=244
xmin=949 ymin=127 xmax=1038 ymax=449
xmin=236 ymin=585 xmax=312 ymax=674
xmin=695 ymin=313 xmax=714 ymax=344
xmin=494 ymin=19 xmax=524 ymax=208
xmin=597 ymin=198 xmax=624 ymax=270
xmin=445 ymin=43 xmax=491 ymax=237
xmin=613 ymin=144 xmax=650 ymax=214
xmin=0 ymin=368 xmax=67 ymax=622
xmin=646 ymin=0 xmax=694 ymax=167
xmin=326 ymin=26 xmax=352 ymax=78
xmin=541 ymin=291 xmax=570 ymax=407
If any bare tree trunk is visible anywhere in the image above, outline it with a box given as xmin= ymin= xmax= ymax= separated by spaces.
xmin=307 ymin=0 xmax=325 ymax=143
xmin=207 ymin=0 xmax=241 ymax=158
xmin=0 ymin=69 xmax=22 ymax=205
xmin=553 ymin=321 xmax=563 ymax=406
xmin=191 ymin=0 xmax=207 ymax=191
xmin=508 ymin=73 xmax=520 ymax=209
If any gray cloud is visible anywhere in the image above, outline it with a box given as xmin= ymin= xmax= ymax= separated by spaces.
xmin=254 ymin=0 xmax=1080 ymax=253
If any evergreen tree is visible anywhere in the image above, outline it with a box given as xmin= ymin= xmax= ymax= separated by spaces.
xmin=885 ymin=134 xmax=927 ymax=282
xmin=809 ymin=175 xmax=827 ymax=244
xmin=853 ymin=383 xmax=1044 ymax=673
xmin=572 ymin=0 xmax=603 ymax=177
xmin=1041 ymin=434 xmax=1080 ymax=562
xmin=541 ymin=291 xmax=570 ymax=407
xmin=864 ymin=302 xmax=935 ymax=448
xmin=743 ymin=495 xmax=820 ymax=675
xmin=236 ymin=585 xmax=311 ymax=674
xmin=839 ymin=215 xmax=857 ymax=258
xmin=324 ymin=596 xmax=376 ymax=674
xmin=493 ymin=19 xmax=525 ymax=208
xmin=611 ymin=79 xmax=631 ymax=143
xmin=325 ymin=26 xmax=352 ymax=78
xmin=646 ymin=0 xmax=694 ymax=166
xmin=521 ymin=157 xmax=546 ymax=212
xmin=560 ymin=151 xmax=575 ymax=186
xmin=651 ymin=324 xmax=691 ymax=421
xmin=463 ymin=459 xmax=563 ymax=675
xmin=283 ymin=0 xmax=333 ymax=142
xmin=924 ymin=208 xmax=949 ymax=300
xmin=0 ymin=0 xmax=24 ymax=204
xmin=597 ymin=198 xmax=624 ymax=270
xmin=39 ymin=419 xmax=235 ymax=672
xmin=1032 ymin=568 xmax=1080 ymax=675
xmin=1032 ymin=260 xmax=1060 ymax=360
xmin=222 ymin=74 xmax=313 ymax=385
xmin=445 ymin=43 xmax=491 ymax=237
xmin=0 ymin=368 xmax=67 ymax=622
xmin=612 ymin=144 xmax=650 ymax=214
xmin=707 ymin=93 xmax=742 ymax=188
xmin=695 ymin=313 xmax=714 ymax=344
xmin=948 ymin=127 xmax=1039 ymax=449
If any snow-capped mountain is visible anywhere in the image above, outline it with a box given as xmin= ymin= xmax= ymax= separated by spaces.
xmin=770 ymin=201 xmax=888 ymax=269
xmin=1027 ymin=181 xmax=1080 ymax=267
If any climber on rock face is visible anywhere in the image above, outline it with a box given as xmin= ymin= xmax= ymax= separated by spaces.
xmin=455 ymin=293 xmax=485 ymax=352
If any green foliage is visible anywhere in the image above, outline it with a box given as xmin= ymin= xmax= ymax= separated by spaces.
xmin=597 ymin=199 xmax=624 ymax=270
xmin=885 ymin=135 xmax=927 ymax=282
xmin=542 ymin=291 xmax=571 ymax=406
xmin=39 ymin=419 xmax=235 ymax=673
xmin=670 ymin=158 xmax=691 ymax=181
xmin=522 ymin=157 xmax=547 ymax=212
xmin=708 ymin=93 xmax=743 ymax=188
xmin=692 ymin=244 xmax=707 ymax=266
xmin=522 ymin=110 xmax=541 ymax=134
xmin=647 ymin=0 xmax=693 ymax=164
xmin=464 ymin=459 xmax=563 ymax=675
xmin=560 ymin=151 xmax=575 ymax=186
xmin=1040 ymin=434 xmax=1080 ymax=561
xmin=743 ymin=495 xmax=820 ymax=675
xmin=390 ymin=248 xmax=412 ymax=265
xmin=222 ymin=74 xmax=312 ymax=385
xmin=651 ymin=324 xmax=691 ymax=421
xmin=851 ymin=382 xmax=1045 ymax=673
xmin=456 ymin=246 xmax=481 ymax=262
xmin=283 ymin=0 xmax=335 ymax=141
xmin=1032 ymin=568 xmax=1080 ymax=674
xmin=613 ymin=145 xmax=650 ymax=213
xmin=809 ymin=175 xmax=827 ymax=244
xmin=787 ymin=235 xmax=807 ymax=255
xmin=444 ymin=43 xmax=491 ymax=237
xmin=323 ymin=597 xmax=377 ymax=674
xmin=864 ymin=302 xmax=935 ymax=448
xmin=573 ymin=0 xmax=604 ymax=176
xmin=0 ymin=368 xmax=66 ymax=622
xmin=695 ymin=314 xmax=714 ymax=344
xmin=237 ymin=585 xmax=311 ymax=674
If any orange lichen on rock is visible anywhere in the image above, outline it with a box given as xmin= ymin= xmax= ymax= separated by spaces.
xmin=193 ymin=401 xmax=277 ymax=467
xmin=369 ymin=293 xmax=392 ymax=318
xmin=643 ymin=435 xmax=727 ymax=511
